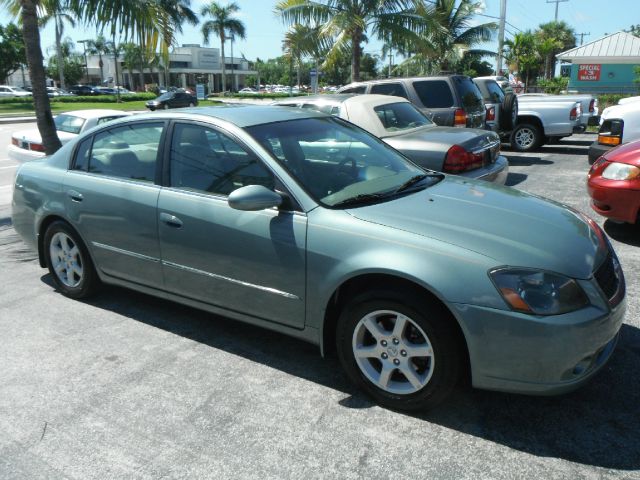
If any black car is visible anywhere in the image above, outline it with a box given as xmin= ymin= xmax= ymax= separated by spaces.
xmin=145 ymin=91 xmax=198 ymax=111
xmin=337 ymin=75 xmax=486 ymax=129
xmin=68 ymin=85 xmax=102 ymax=96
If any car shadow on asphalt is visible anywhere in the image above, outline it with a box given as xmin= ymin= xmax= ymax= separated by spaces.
xmin=503 ymin=155 xmax=553 ymax=167
xmin=603 ymin=220 xmax=640 ymax=247
xmin=43 ymin=278 xmax=640 ymax=471
xmin=505 ymin=173 xmax=528 ymax=187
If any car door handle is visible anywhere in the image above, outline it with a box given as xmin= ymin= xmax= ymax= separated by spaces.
xmin=160 ymin=212 xmax=183 ymax=228
xmin=67 ymin=190 xmax=83 ymax=202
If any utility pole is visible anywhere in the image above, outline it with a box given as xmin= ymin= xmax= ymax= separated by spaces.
xmin=496 ymin=0 xmax=507 ymax=75
xmin=546 ymin=0 xmax=568 ymax=22
xmin=577 ymin=32 xmax=590 ymax=45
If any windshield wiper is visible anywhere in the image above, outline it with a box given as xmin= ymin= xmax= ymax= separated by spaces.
xmin=393 ymin=173 xmax=442 ymax=194
xmin=332 ymin=193 xmax=389 ymax=208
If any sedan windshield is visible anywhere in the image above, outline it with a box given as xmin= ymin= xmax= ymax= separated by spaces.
xmin=246 ymin=116 xmax=439 ymax=207
xmin=54 ymin=114 xmax=86 ymax=134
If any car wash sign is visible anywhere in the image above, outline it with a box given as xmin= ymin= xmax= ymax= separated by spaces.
xmin=578 ymin=64 xmax=601 ymax=81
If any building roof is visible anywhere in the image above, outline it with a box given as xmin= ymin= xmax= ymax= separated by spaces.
xmin=557 ymin=31 xmax=640 ymax=61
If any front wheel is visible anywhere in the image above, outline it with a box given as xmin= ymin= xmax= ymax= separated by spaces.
xmin=336 ymin=291 xmax=462 ymax=411
xmin=510 ymin=123 xmax=541 ymax=152
xmin=44 ymin=221 xmax=99 ymax=299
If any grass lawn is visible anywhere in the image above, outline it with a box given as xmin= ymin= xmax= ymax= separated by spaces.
xmin=0 ymin=99 xmax=223 ymax=116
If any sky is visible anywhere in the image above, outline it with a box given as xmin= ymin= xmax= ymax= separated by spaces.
xmin=0 ymin=0 xmax=637 ymax=67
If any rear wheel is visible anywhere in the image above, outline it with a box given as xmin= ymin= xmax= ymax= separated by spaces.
xmin=336 ymin=290 xmax=462 ymax=411
xmin=510 ymin=123 xmax=541 ymax=152
xmin=163 ymin=103 xmax=170 ymax=110
xmin=44 ymin=221 xmax=99 ymax=299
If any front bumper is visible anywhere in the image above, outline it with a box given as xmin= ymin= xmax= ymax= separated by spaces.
xmin=451 ymin=290 xmax=626 ymax=395
xmin=588 ymin=141 xmax=614 ymax=164
xmin=460 ymin=155 xmax=509 ymax=185
xmin=588 ymin=179 xmax=640 ymax=224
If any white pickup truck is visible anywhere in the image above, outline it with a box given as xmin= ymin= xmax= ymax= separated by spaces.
xmin=474 ymin=78 xmax=583 ymax=152
xmin=518 ymin=93 xmax=599 ymax=133
xmin=588 ymin=99 xmax=640 ymax=163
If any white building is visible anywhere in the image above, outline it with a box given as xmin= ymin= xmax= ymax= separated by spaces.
xmin=86 ymin=44 xmax=257 ymax=92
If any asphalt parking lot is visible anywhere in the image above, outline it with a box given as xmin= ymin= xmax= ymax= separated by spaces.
xmin=0 ymin=131 xmax=638 ymax=479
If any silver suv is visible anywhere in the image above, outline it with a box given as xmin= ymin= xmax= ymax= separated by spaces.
xmin=338 ymin=75 xmax=486 ymax=129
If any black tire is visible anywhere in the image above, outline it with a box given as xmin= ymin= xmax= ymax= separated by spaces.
xmin=44 ymin=221 xmax=99 ymax=299
xmin=510 ymin=122 xmax=542 ymax=152
xmin=336 ymin=290 xmax=462 ymax=411
xmin=500 ymin=92 xmax=518 ymax=131
xmin=163 ymin=103 xmax=170 ymax=110
xmin=189 ymin=102 xmax=195 ymax=107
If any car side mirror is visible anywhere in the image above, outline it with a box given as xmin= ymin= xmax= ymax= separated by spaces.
xmin=228 ymin=185 xmax=283 ymax=211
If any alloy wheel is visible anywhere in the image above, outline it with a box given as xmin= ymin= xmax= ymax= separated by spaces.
xmin=49 ymin=232 xmax=83 ymax=288
xmin=352 ymin=310 xmax=435 ymax=395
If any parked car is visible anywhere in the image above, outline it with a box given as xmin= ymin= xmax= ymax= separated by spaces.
xmin=273 ymin=94 xmax=508 ymax=184
xmin=474 ymin=75 xmax=511 ymax=91
xmin=472 ymin=77 xmax=519 ymax=136
xmin=145 ymin=91 xmax=198 ymax=110
xmin=46 ymin=87 xmax=74 ymax=97
xmin=588 ymin=139 xmax=640 ymax=225
xmin=12 ymin=105 xmax=625 ymax=411
xmin=588 ymin=100 xmax=640 ymax=164
xmin=337 ymin=75 xmax=487 ymax=129
xmin=518 ymin=93 xmax=599 ymax=132
xmin=68 ymin=85 xmax=102 ymax=96
xmin=473 ymin=78 xmax=581 ymax=152
xmin=0 ymin=85 xmax=32 ymax=98
xmin=8 ymin=109 xmax=131 ymax=162
xmin=239 ymin=87 xmax=259 ymax=94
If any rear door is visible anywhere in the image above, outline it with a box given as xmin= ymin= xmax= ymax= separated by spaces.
xmin=63 ymin=121 xmax=166 ymax=288
xmin=452 ymin=76 xmax=486 ymax=128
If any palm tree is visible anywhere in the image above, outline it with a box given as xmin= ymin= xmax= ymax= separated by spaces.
xmin=282 ymin=24 xmax=326 ymax=87
xmin=408 ymin=0 xmax=496 ymax=73
xmin=503 ymin=31 xmax=538 ymax=86
xmin=2 ymin=0 xmax=199 ymax=154
xmin=535 ymin=21 xmax=575 ymax=79
xmin=1 ymin=0 xmax=62 ymax=154
xmin=86 ymin=34 xmax=112 ymax=85
xmin=39 ymin=0 xmax=77 ymax=90
xmin=276 ymin=0 xmax=422 ymax=83
xmin=201 ymin=1 xmax=246 ymax=93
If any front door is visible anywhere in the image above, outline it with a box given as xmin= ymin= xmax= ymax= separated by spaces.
xmin=157 ymin=122 xmax=307 ymax=328
xmin=64 ymin=121 xmax=165 ymax=288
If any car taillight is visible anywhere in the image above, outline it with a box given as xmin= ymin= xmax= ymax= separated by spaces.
xmin=29 ymin=142 xmax=46 ymax=152
xmin=486 ymin=106 xmax=495 ymax=122
xmin=443 ymin=145 xmax=484 ymax=173
xmin=454 ymin=108 xmax=467 ymax=127
xmin=589 ymin=99 xmax=595 ymax=113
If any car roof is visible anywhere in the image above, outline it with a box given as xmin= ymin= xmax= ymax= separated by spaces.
xmin=273 ymin=93 xmax=358 ymax=106
xmin=126 ymin=104 xmax=328 ymax=127
xmin=59 ymin=109 xmax=132 ymax=119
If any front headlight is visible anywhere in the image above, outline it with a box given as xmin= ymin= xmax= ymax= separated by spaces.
xmin=602 ymin=163 xmax=640 ymax=180
xmin=490 ymin=268 xmax=589 ymax=315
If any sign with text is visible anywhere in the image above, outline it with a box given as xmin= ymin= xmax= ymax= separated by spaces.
xmin=578 ymin=64 xmax=601 ymax=81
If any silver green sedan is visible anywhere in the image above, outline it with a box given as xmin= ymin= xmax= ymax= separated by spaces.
xmin=12 ymin=106 xmax=626 ymax=411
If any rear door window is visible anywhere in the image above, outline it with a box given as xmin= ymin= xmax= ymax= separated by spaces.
xmin=370 ymin=83 xmax=408 ymax=99
xmin=484 ymin=81 xmax=505 ymax=103
xmin=412 ymin=80 xmax=454 ymax=108
xmin=340 ymin=86 xmax=366 ymax=94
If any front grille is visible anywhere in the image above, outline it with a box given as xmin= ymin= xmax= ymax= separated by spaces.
xmin=594 ymin=250 xmax=625 ymax=306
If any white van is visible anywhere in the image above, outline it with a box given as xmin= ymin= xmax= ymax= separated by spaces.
xmin=589 ymin=100 xmax=640 ymax=163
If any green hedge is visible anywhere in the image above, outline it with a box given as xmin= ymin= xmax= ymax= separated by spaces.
xmin=0 ymin=92 xmax=156 ymax=104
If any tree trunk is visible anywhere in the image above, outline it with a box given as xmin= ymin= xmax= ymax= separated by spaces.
xmin=21 ymin=0 xmax=61 ymax=154
xmin=138 ymin=57 xmax=145 ymax=91
xmin=54 ymin=16 xmax=65 ymax=89
xmin=98 ymin=53 xmax=104 ymax=84
xmin=351 ymin=29 xmax=362 ymax=82
xmin=220 ymin=32 xmax=226 ymax=92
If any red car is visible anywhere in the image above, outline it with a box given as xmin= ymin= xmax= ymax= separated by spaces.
xmin=588 ymin=139 xmax=640 ymax=224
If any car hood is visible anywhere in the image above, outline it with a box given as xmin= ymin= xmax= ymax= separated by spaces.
xmin=383 ymin=126 xmax=498 ymax=153
xmin=12 ymin=128 xmax=77 ymax=144
xmin=346 ymin=176 xmax=606 ymax=279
